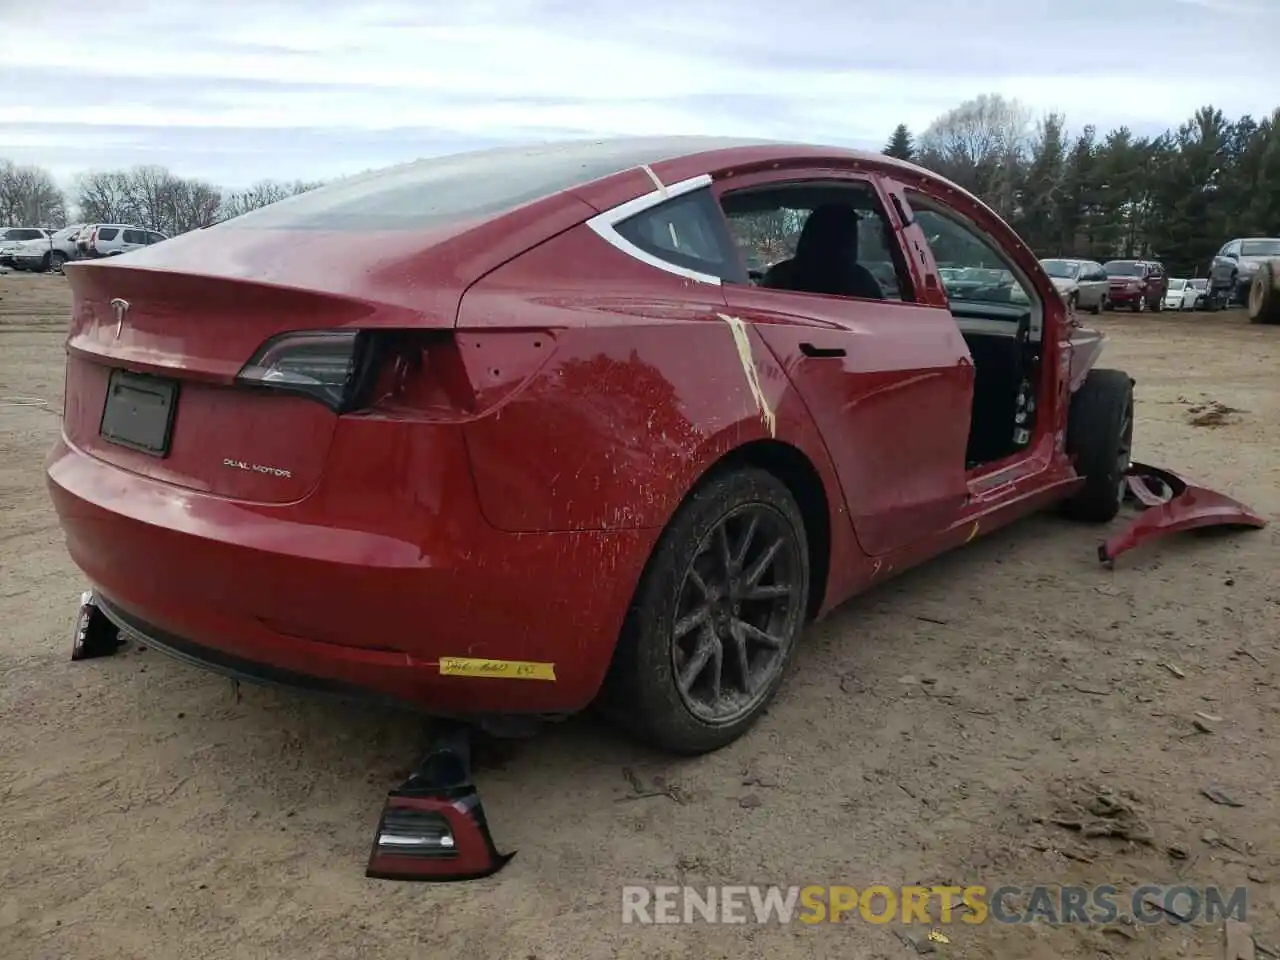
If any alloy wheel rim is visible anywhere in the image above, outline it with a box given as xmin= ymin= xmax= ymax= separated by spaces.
xmin=670 ymin=504 xmax=802 ymax=724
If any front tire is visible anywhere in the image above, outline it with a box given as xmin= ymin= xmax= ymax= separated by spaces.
xmin=1063 ymin=369 xmax=1135 ymax=523
xmin=600 ymin=467 xmax=810 ymax=755
xmin=49 ymin=251 xmax=68 ymax=273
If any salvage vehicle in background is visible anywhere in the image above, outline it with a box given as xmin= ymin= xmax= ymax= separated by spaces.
xmin=75 ymin=223 xmax=168 ymax=259
xmin=1103 ymin=259 xmax=1168 ymax=312
xmin=1207 ymin=237 xmax=1280 ymax=310
xmin=47 ymin=225 xmax=84 ymax=272
xmin=0 ymin=227 xmax=52 ymax=270
xmin=1186 ymin=278 xmax=1208 ymax=309
xmin=49 ymin=137 xmax=1266 ymax=883
xmin=1163 ymin=278 xmax=1200 ymax=311
xmin=1039 ymin=257 xmax=1110 ymax=314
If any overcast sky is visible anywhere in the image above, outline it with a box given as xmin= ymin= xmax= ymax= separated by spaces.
xmin=2 ymin=0 xmax=1276 ymax=190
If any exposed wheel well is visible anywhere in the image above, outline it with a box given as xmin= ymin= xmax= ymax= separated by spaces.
xmin=711 ymin=439 xmax=831 ymax=621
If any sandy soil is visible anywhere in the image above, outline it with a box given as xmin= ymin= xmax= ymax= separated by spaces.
xmin=1 ymin=270 xmax=1277 ymax=960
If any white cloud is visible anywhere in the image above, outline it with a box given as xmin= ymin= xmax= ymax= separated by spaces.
xmin=1 ymin=0 xmax=1276 ymax=186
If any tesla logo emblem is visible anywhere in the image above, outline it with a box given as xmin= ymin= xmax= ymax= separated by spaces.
xmin=109 ymin=298 xmax=129 ymax=340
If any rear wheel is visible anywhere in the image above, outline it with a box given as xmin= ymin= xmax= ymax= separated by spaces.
xmin=600 ymin=467 xmax=810 ymax=754
xmin=1131 ymin=296 xmax=1145 ymax=313
xmin=1063 ymin=369 xmax=1134 ymax=523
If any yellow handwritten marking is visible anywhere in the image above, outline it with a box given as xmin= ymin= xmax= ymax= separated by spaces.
xmin=965 ymin=521 xmax=980 ymax=543
xmin=438 ymin=657 xmax=556 ymax=681
xmin=717 ymin=313 xmax=777 ymax=438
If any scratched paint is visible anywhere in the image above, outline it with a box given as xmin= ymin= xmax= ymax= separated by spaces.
xmin=716 ymin=313 xmax=776 ymax=438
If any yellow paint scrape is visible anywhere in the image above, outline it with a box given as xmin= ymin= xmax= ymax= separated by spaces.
xmin=438 ymin=657 xmax=557 ymax=681
xmin=717 ymin=313 xmax=776 ymax=438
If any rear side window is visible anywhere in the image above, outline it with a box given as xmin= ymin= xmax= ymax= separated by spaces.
xmin=147 ymin=232 xmax=166 ymax=244
xmin=97 ymin=228 xmax=119 ymax=241
xmin=613 ymin=189 xmax=742 ymax=281
xmin=720 ymin=180 xmax=914 ymax=302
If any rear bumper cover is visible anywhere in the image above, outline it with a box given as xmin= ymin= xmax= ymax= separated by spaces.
xmin=46 ymin=434 xmax=654 ymax=714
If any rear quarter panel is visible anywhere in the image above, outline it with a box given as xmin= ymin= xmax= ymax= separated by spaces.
xmin=457 ymin=223 xmax=852 ymax=538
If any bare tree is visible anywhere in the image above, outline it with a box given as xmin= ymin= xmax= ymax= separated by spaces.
xmin=168 ymin=178 xmax=224 ymax=233
xmin=219 ymin=178 xmax=325 ymax=221
xmin=917 ymin=94 xmax=1032 ymax=218
xmin=74 ymin=170 xmax=138 ymax=225
xmin=0 ymin=160 xmax=68 ymax=226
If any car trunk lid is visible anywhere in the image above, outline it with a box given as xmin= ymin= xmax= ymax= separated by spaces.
xmin=62 ymin=261 xmax=431 ymax=505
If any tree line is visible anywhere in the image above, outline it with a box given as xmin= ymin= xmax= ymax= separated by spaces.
xmin=884 ymin=94 xmax=1280 ymax=277
xmin=0 ymin=159 xmax=324 ymax=236
xmin=5 ymin=93 xmax=1277 ymax=276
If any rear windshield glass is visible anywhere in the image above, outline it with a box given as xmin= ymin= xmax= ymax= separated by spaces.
xmin=1040 ymin=259 xmax=1079 ymax=279
xmin=97 ymin=228 xmax=119 ymax=241
xmin=215 ymin=138 xmax=744 ymax=232
xmin=1103 ymin=261 xmax=1143 ymax=276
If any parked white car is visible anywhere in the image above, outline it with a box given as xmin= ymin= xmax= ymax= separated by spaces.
xmin=75 ymin=223 xmax=168 ymax=258
xmin=1163 ymin=278 xmax=1200 ymax=311
xmin=0 ymin=227 xmax=53 ymax=271
xmin=1039 ymin=257 xmax=1110 ymax=314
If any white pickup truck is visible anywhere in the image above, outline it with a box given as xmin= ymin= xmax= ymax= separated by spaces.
xmin=0 ymin=225 xmax=81 ymax=272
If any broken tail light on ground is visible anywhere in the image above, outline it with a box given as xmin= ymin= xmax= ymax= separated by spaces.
xmin=1099 ymin=462 xmax=1267 ymax=564
xmin=366 ymin=724 xmax=515 ymax=882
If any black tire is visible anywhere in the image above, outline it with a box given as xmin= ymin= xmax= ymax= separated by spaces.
xmin=1063 ymin=369 xmax=1134 ymax=523
xmin=1089 ymin=297 xmax=1102 ymax=315
xmin=1248 ymin=262 xmax=1280 ymax=324
xmin=1131 ymin=296 xmax=1145 ymax=313
xmin=49 ymin=251 xmax=68 ymax=274
xmin=600 ymin=466 xmax=810 ymax=755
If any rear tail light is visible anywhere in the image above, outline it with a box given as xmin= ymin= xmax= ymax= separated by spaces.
xmin=235 ymin=329 xmax=378 ymax=413
xmin=236 ymin=328 xmax=555 ymax=418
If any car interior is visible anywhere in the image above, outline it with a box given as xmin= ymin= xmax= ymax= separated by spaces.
xmin=718 ymin=183 xmax=1043 ymax=471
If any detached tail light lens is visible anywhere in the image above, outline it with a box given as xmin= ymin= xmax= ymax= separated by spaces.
xmin=235 ymin=329 xmax=375 ymax=412
xmin=365 ymin=726 xmax=515 ymax=883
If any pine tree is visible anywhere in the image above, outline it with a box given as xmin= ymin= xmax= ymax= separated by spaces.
xmin=883 ymin=124 xmax=915 ymax=161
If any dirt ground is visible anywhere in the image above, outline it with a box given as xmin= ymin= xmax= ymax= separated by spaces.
xmin=1 ymin=270 xmax=1277 ymax=960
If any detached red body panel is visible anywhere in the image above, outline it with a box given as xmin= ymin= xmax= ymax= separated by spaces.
xmin=1100 ymin=463 xmax=1268 ymax=564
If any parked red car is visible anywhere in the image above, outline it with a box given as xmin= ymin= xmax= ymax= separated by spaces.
xmin=48 ymin=139 xmax=1263 ymax=761
xmin=1102 ymin=259 xmax=1168 ymax=312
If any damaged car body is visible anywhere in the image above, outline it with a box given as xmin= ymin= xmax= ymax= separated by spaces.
xmin=46 ymin=137 xmax=1266 ymax=881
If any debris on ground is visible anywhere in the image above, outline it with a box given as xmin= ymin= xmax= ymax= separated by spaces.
xmin=618 ymin=767 xmax=686 ymax=803
xmin=1038 ymin=783 xmax=1155 ymax=846
xmin=1161 ymin=662 xmax=1187 ymax=679
xmin=1185 ymin=399 xmax=1243 ymax=428
xmin=1202 ymin=785 xmax=1245 ymax=808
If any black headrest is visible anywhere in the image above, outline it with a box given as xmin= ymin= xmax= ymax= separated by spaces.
xmin=796 ymin=205 xmax=860 ymax=260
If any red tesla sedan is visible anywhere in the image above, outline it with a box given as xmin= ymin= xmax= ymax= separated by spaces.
xmin=47 ymin=137 xmax=1141 ymax=755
